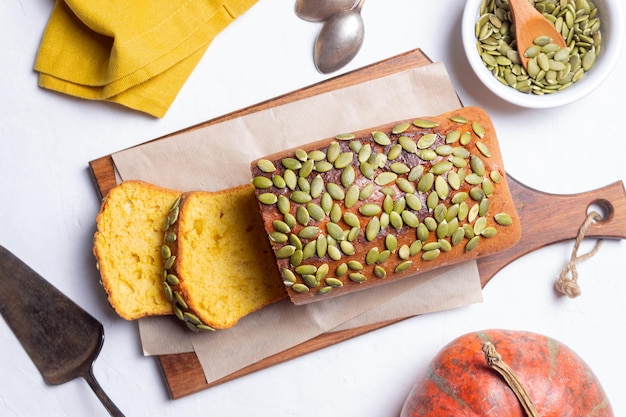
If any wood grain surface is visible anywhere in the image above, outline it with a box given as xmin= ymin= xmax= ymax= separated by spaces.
xmin=88 ymin=48 xmax=626 ymax=399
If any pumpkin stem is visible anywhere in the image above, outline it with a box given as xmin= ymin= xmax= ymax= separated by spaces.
xmin=482 ymin=342 xmax=539 ymax=417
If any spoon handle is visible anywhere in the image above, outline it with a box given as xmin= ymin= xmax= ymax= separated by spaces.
xmin=83 ymin=367 xmax=126 ymax=417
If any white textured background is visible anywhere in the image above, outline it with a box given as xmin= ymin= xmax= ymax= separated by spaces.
xmin=1 ymin=0 xmax=625 ymax=416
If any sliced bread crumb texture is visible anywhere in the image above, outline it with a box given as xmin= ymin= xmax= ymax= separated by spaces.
xmin=94 ymin=180 xmax=182 ymax=320
xmin=162 ymin=184 xmax=287 ymax=332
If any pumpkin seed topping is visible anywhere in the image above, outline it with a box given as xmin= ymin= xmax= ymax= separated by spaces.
xmin=250 ymin=109 xmax=516 ymax=299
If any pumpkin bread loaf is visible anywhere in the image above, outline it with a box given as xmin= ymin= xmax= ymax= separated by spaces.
xmin=250 ymin=106 xmax=522 ymax=305
xmin=162 ymin=184 xmax=287 ymax=331
xmin=94 ymin=180 xmax=181 ymax=320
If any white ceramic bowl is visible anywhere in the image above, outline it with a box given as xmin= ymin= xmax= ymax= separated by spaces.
xmin=461 ymin=0 xmax=624 ymax=108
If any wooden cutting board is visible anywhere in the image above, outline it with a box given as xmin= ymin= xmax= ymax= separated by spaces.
xmin=89 ymin=48 xmax=626 ymax=399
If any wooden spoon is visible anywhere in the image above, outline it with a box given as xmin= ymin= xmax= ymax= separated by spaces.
xmin=508 ymin=0 xmax=566 ymax=70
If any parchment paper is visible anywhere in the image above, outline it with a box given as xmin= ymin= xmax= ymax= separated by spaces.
xmin=112 ymin=62 xmax=484 ymax=384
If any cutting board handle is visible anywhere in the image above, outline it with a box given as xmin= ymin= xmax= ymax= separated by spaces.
xmin=477 ymin=176 xmax=626 ymax=285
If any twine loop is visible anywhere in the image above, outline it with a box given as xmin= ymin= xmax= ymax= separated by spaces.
xmin=556 ymin=211 xmax=604 ymax=298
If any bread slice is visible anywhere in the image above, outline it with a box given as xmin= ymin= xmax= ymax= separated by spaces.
xmin=94 ymin=180 xmax=181 ymax=320
xmin=163 ymin=184 xmax=287 ymax=331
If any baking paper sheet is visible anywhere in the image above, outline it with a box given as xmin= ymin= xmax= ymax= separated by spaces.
xmin=112 ymin=62 xmax=483 ymax=384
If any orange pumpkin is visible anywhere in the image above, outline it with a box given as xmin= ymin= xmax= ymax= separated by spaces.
xmin=400 ymin=329 xmax=613 ymax=417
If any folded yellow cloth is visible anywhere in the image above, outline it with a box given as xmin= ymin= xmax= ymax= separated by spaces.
xmin=34 ymin=0 xmax=259 ymax=117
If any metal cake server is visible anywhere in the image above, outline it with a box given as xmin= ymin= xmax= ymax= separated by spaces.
xmin=0 ymin=244 xmax=125 ymax=417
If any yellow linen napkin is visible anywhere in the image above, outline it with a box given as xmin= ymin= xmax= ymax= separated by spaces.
xmin=34 ymin=0 xmax=258 ymax=118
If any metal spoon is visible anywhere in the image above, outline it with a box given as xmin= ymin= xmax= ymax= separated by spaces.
xmin=313 ymin=0 xmax=366 ymax=74
xmin=508 ymin=0 xmax=566 ymax=70
xmin=295 ymin=0 xmax=358 ymax=22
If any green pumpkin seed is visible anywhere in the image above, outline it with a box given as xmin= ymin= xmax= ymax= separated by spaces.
xmin=377 ymin=250 xmax=391 ymax=263
xmin=494 ymin=212 xmax=513 ymax=225
xmin=417 ymin=172 xmax=435 ymax=192
xmin=394 ymin=260 xmax=413 ymax=273
xmin=401 ymin=210 xmax=420 ymax=228
xmin=417 ymin=133 xmax=437 ymax=149
xmin=326 ymin=183 xmax=345 ymax=201
xmin=297 ymin=177 xmax=310 ymax=194
xmin=334 ymin=152 xmax=354 ymax=169
xmin=373 ymin=265 xmax=387 ymax=279
xmin=470 ymin=155 xmax=485 ymax=176
xmin=290 ymin=249 xmax=303 ymax=267
xmin=387 ymin=144 xmax=403 ymax=160
xmin=327 ymin=245 xmax=342 ymax=261
xmin=326 ymin=222 xmax=345 ymax=241
xmin=318 ymin=286 xmax=332 ymax=294
xmin=290 ymin=190 xmax=312 ymax=204
xmin=349 ymin=273 xmax=367 ymax=283
xmin=338 ymin=213 xmax=357 ymax=229
xmin=349 ymin=140 xmax=362 ymax=153
xmin=375 ymin=171 xmax=398 ymax=186
xmin=259 ymin=193 xmax=278 ymax=205
xmin=252 ymin=176 xmax=273 ymax=189
xmin=308 ymin=150 xmax=326 ymax=161
xmin=316 ymin=263 xmax=330 ymax=281
xmin=357 ymin=144 xmax=372 ymax=163
xmin=422 ymin=249 xmax=440 ymax=261
xmin=413 ymin=119 xmax=438 ymax=128
xmin=418 ymin=149 xmax=438 ymax=161
xmin=451 ymin=228 xmax=465 ymax=246
xmin=308 ymin=203 xmax=326 ymax=221
xmin=343 ymin=185 xmax=359 ymax=209
xmin=335 ymin=133 xmax=355 ymax=141
xmin=340 ymin=240 xmax=355 ymax=256
xmin=330 ymin=203 xmax=342 ymax=223
xmin=398 ymin=244 xmax=411 ymax=260
xmin=399 ymin=136 xmax=418 ymax=153
xmin=335 ymin=262 xmax=348 ymax=276
xmin=326 ymin=277 xmax=343 ymax=288
xmin=310 ymin=175 xmax=324 ymax=198
xmin=295 ymin=264 xmax=317 ymax=276
xmin=389 ymin=211 xmax=403 ymax=229
xmin=272 ymin=174 xmax=287 ymax=188
xmin=392 ymin=122 xmax=410 ymax=134
xmin=416 ymin=223 xmax=429 ymax=241
xmin=357 ymin=183 xmax=373 ymax=200
xmin=435 ymin=176 xmax=449 ymax=199
xmin=385 ymin=234 xmax=398 ymax=252
xmin=365 ymin=217 xmax=381 ymax=241
xmin=315 ymin=161 xmax=333 ymax=173
xmin=282 ymin=157 xmax=302 ymax=171
xmin=281 ymin=268 xmax=297 ymax=285
xmin=164 ymin=255 xmax=176 ymax=270
xmin=405 ymin=193 xmax=422 ymax=211
xmin=289 ymin=233 xmax=303 ymax=250
xmin=439 ymin=238 xmax=453 ymax=252
xmin=284 ymin=213 xmax=297 ymax=228
xmin=299 ymin=160 xmax=314 ymax=177
xmin=360 ymin=204 xmax=382 ymax=217
xmin=257 ymin=159 xmax=276 ymax=173
xmin=372 ymin=131 xmax=391 ymax=145
xmin=269 ymin=232 xmax=288 ymax=243
xmin=408 ymin=166 xmax=424 ymax=182
xmin=347 ymin=260 xmax=363 ymax=271
xmin=465 ymin=235 xmax=480 ymax=252
xmin=365 ymin=247 xmax=380 ymax=265
xmin=314 ymin=235 xmax=327 ymax=258
xmin=284 ymin=169 xmax=297 ymax=189
xmin=292 ymin=283 xmax=309 ymax=293
xmin=276 ymin=245 xmax=296 ymax=258
xmin=446 ymin=129 xmax=461 ymax=144
xmin=298 ymin=226 xmax=319 ymax=239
